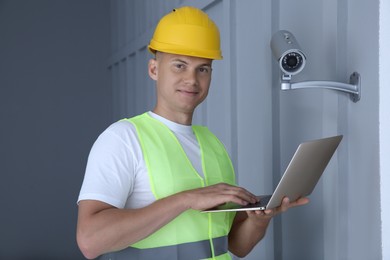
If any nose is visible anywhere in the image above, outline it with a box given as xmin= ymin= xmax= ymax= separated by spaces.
xmin=183 ymin=69 xmax=198 ymax=86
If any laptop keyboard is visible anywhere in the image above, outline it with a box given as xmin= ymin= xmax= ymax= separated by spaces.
xmin=248 ymin=195 xmax=272 ymax=208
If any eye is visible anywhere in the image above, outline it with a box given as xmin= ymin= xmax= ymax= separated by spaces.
xmin=198 ymin=67 xmax=211 ymax=73
xmin=172 ymin=62 xmax=186 ymax=71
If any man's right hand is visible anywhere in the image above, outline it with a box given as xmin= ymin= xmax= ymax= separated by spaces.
xmin=179 ymin=183 xmax=259 ymax=211
xmin=77 ymin=183 xmax=256 ymax=259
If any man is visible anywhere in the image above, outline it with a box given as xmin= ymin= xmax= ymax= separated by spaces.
xmin=76 ymin=6 xmax=308 ymax=260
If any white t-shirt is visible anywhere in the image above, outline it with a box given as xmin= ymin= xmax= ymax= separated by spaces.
xmin=77 ymin=112 xmax=204 ymax=209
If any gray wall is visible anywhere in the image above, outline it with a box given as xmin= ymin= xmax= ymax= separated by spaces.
xmin=276 ymin=0 xmax=381 ymax=259
xmin=0 ymin=1 xmax=110 ymax=259
xmin=1 ymin=0 xmax=383 ymax=259
xmin=109 ymin=0 xmax=384 ymax=259
xmin=380 ymin=1 xmax=390 ymax=258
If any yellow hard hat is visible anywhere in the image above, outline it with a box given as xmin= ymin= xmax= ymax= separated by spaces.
xmin=148 ymin=6 xmax=222 ymax=60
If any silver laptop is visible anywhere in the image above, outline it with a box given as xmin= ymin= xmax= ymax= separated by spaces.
xmin=203 ymin=135 xmax=343 ymax=213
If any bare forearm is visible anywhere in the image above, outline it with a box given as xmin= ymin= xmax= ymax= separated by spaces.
xmin=228 ymin=214 xmax=271 ymax=257
xmin=77 ymin=193 xmax=189 ymax=259
xmin=228 ymin=197 xmax=310 ymax=257
xmin=77 ymin=183 xmax=260 ymax=259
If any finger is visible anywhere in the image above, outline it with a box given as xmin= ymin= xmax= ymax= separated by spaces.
xmin=263 ymin=198 xmax=289 ymax=215
xmin=296 ymin=197 xmax=310 ymax=205
xmin=192 ymin=183 xmax=258 ymax=209
xmin=246 ymin=210 xmax=267 ymax=218
xmin=264 ymin=209 xmax=274 ymax=215
xmin=223 ymin=194 xmax=255 ymax=206
xmin=216 ymin=184 xmax=258 ymax=204
xmin=278 ymin=197 xmax=290 ymax=212
xmin=258 ymin=197 xmax=309 ymax=218
xmin=253 ymin=210 xmax=264 ymax=216
xmin=200 ymin=191 xmax=253 ymax=207
xmin=288 ymin=197 xmax=310 ymax=207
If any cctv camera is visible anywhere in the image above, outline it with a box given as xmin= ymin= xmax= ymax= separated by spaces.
xmin=270 ymin=30 xmax=361 ymax=102
xmin=270 ymin=30 xmax=306 ymax=76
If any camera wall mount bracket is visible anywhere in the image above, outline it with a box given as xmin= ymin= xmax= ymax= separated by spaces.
xmin=280 ymin=72 xmax=361 ymax=102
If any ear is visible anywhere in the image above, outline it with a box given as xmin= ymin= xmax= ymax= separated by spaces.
xmin=148 ymin=58 xmax=158 ymax=81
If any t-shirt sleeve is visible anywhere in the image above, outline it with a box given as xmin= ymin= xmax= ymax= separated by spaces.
xmin=77 ymin=121 xmax=137 ymax=208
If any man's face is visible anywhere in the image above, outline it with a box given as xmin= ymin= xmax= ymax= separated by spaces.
xmin=148 ymin=52 xmax=213 ymax=120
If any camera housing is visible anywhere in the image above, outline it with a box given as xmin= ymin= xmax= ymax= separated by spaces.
xmin=269 ymin=30 xmax=361 ymax=102
xmin=270 ymin=30 xmax=306 ymax=76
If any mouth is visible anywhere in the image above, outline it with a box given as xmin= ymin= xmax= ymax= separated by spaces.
xmin=177 ymin=89 xmax=199 ymax=96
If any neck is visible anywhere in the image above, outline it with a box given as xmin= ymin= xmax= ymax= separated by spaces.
xmin=152 ymin=107 xmax=193 ymax=125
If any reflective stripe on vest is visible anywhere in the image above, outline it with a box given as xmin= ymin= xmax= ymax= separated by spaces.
xmin=103 ymin=113 xmax=236 ymax=259
xmin=98 ymin=236 xmax=228 ymax=260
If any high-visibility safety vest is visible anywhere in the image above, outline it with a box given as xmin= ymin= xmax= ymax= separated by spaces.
xmin=99 ymin=113 xmax=236 ymax=260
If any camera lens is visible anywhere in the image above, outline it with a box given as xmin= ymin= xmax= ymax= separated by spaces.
xmin=286 ymin=56 xmax=298 ymax=67
xmin=281 ymin=52 xmax=303 ymax=73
